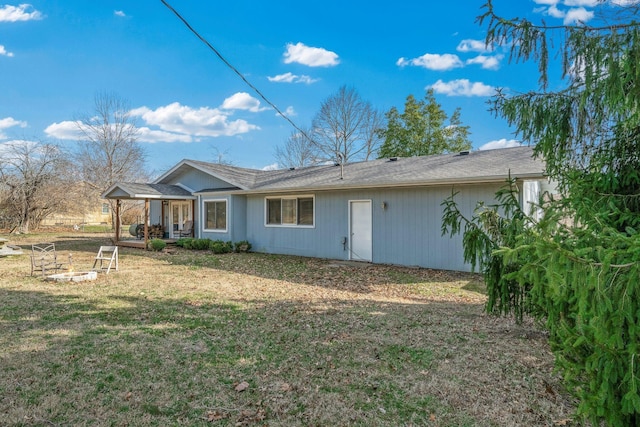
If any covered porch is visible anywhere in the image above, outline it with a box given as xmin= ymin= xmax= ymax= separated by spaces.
xmin=102 ymin=183 xmax=197 ymax=249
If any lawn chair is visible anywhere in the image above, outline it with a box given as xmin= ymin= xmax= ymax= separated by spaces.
xmin=92 ymin=246 xmax=119 ymax=274
xmin=176 ymin=220 xmax=193 ymax=238
xmin=30 ymin=243 xmax=68 ymax=277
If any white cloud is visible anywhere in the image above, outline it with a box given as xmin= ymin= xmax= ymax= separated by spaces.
xmin=548 ymin=4 xmax=567 ymax=18
xmin=611 ymin=0 xmax=640 ymax=4
xmin=282 ymin=106 xmax=296 ymax=117
xmin=44 ymin=121 xmax=84 ymax=140
xmin=466 ymin=54 xmax=503 ymax=70
xmin=564 ymin=0 xmax=598 ymax=6
xmin=130 ymin=102 xmax=259 ymax=138
xmin=534 ymin=1 xmax=595 ymax=24
xmin=46 ymin=101 xmax=261 ymax=144
xmin=114 ymin=10 xmax=126 ymax=17
xmin=136 ymin=127 xmax=193 ymax=143
xmin=397 ymin=53 xmax=463 ymax=71
xmin=267 ymin=72 xmax=318 ymax=84
xmin=261 ymin=163 xmax=279 ymax=171
xmin=456 ymin=39 xmax=492 ymax=53
xmin=0 ymin=45 xmax=14 ymax=57
xmin=564 ymin=7 xmax=594 ymax=24
xmin=429 ymin=79 xmax=495 ymax=97
xmin=221 ymin=92 xmax=268 ymax=112
xmin=283 ymin=42 xmax=339 ymax=67
xmin=0 ymin=117 xmax=26 ymax=138
xmin=0 ymin=4 xmax=43 ymax=22
xmin=479 ymin=139 xmax=522 ymax=150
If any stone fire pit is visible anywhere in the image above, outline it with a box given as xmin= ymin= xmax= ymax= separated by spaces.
xmin=46 ymin=271 xmax=98 ymax=282
xmin=0 ymin=238 xmax=23 ymax=257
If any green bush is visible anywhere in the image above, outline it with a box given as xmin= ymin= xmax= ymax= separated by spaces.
xmin=176 ymin=238 xmax=213 ymax=250
xmin=177 ymin=238 xmax=251 ymax=254
xmin=234 ymin=240 xmax=252 ymax=253
xmin=148 ymin=238 xmax=166 ymax=252
xmin=192 ymin=238 xmax=211 ymax=250
xmin=176 ymin=238 xmax=194 ymax=249
xmin=209 ymin=240 xmax=233 ymax=254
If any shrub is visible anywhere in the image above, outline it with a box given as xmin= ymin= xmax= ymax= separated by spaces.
xmin=148 ymin=238 xmax=166 ymax=252
xmin=209 ymin=240 xmax=233 ymax=254
xmin=234 ymin=240 xmax=252 ymax=253
xmin=194 ymin=238 xmax=212 ymax=250
xmin=176 ymin=238 xmax=194 ymax=249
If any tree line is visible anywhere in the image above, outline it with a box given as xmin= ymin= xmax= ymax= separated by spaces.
xmin=274 ymin=86 xmax=472 ymax=168
xmin=0 ymin=92 xmax=147 ymax=233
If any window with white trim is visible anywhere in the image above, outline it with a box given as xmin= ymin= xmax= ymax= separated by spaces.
xmin=522 ymin=180 xmax=543 ymax=221
xmin=204 ymin=200 xmax=227 ymax=231
xmin=266 ymin=196 xmax=314 ymax=226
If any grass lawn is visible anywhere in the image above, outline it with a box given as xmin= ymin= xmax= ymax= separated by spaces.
xmin=0 ymin=233 xmax=577 ymax=426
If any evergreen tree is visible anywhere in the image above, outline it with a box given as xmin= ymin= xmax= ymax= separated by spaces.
xmin=444 ymin=2 xmax=640 ymax=425
xmin=378 ymin=89 xmax=471 ymax=158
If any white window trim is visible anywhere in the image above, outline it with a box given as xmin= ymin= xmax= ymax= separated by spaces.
xmin=202 ymin=198 xmax=229 ymax=233
xmin=264 ymin=194 xmax=315 ymax=228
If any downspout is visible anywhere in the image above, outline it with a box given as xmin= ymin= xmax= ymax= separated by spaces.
xmin=196 ymin=195 xmax=201 ymax=239
xmin=144 ymin=198 xmax=150 ymax=250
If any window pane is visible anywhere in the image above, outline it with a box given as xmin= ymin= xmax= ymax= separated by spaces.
xmin=216 ymin=202 xmax=226 ymax=229
xmin=172 ymin=205 xmax=179 ymax=223
xmin=282 ymin=199 xmax=296 ymax=224
xmin=267 ymin=199 xmax=281 ymax=224
xmin=205 ymin=201 xmax=227 ymax=230
xmin=205 ymin=202 xmax=216 ymax=229
xmin=298 ymin=198 xmax=313 ymax=225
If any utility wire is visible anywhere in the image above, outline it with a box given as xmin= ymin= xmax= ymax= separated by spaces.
xmin=159 ymin=0 xmax=312 ymax=142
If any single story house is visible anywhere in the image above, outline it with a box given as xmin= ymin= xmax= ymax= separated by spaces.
xmin=103 ymin=146 xmax=551 ymax=271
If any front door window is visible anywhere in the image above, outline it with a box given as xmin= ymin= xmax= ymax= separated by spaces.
xmin=171 ymin=202 xmax=191 ymax=237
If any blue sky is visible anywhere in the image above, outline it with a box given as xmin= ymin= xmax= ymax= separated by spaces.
xmin=0 ymin=0 xmax=629 ymax=174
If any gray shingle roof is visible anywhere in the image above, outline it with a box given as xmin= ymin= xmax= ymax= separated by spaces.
xmin=107 ymin=147 xmax=545 ymax=200
xmin=192 ymin=146 xmax=545 ymax=194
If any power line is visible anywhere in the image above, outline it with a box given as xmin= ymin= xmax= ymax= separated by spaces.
xmin=159 ymin=0 xmax=312 ymax=141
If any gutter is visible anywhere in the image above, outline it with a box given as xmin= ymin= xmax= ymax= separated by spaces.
xmin=194 ymin=172 xmax=548 ymax=196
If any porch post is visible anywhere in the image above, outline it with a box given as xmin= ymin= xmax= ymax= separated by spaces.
xmin=114 ymin=199 xmax=121 ymax=243
xmin=191 ymin=199 xmax=196 ymax=238
xmin=144 ymin=198 xmax=150 ymax=250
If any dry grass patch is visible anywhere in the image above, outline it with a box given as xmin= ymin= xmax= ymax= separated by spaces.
xmin=0 ymin=233 xmax=578 ymax=426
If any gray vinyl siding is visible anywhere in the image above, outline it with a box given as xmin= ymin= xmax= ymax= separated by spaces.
xmin=245 ymin=183 xmax=505 ymax=272
xmin=199 ymin=195 xmax=247 ymax=242
xmin=165 ymin=168 xmax=236 ymax=192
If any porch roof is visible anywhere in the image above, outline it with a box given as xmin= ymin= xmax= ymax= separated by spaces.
xmin=102 ymin=182 xmax=195 ymax=200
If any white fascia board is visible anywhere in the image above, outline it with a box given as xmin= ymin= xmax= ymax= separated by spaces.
xmin=222 ymin=173 xmax=547 ymax=196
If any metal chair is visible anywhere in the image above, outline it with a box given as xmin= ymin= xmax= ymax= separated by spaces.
xmin=92 ymin=246 xmax=119 ymax=274
xmin=30 ymin=243 xmax=66 ymax=277
xmin=176 ymin=220 xmax=193 ymax=238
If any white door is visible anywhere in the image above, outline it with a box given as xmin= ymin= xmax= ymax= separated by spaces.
xmin=171 ymin=201 xmax=191 ymax=238
xmin=349 ymin=200 xmax=372 ymax=262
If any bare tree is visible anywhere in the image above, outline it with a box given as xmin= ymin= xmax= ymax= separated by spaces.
xmin=360 ymin=108 xmax=385 ymax=161
xmin=0 ymin=140 xmax=72 ymax=233
xmin=274 ymin=128 xmax=320 ymax=169
xmin=74 ymin=92 xmax=148 ymax=226
xmin=311 ymin=86 xmax=385 ymax=163
xmin=209 ymin=146 xmax=235 ymax=165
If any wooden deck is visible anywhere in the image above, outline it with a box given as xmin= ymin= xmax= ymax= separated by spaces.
xmin=117 ymin=239 xmax=177 ymax=249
